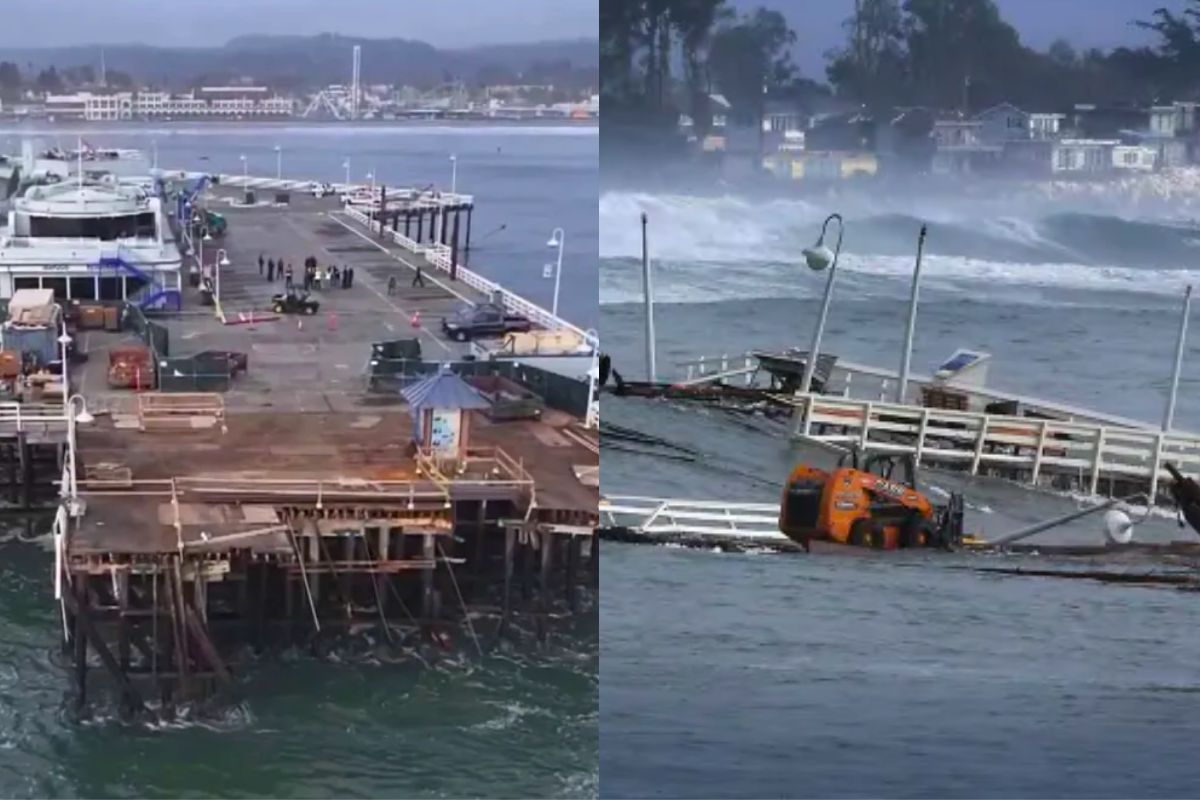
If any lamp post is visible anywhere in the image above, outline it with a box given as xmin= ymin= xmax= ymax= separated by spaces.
xmin=343 ymin=158 xmax=351 ymax=187
xmin=214 ymin=248 xmax=230 ymax=308
xmin=1164 ymin=284 xmax=1193 ymax=432
xmin=62 ymin=393 xmax=93 ymax=501
xmin=274 ymin=144 xmax=282 ymax=179
xmin=199 ymin=227 xmax=213 ymax=292
xmin=151 ymin=139 xmax=158 ymax=170
xmin=239 ymin=153 xmax=248 ymax=184
xmin=798 ymin=212 xmax=845 ymax=396
xmin=367 ymin=170 xmax=375 ymax=197
xmin=896 ymin=224 xmax=928 ymax=404
xmin=546 ymin=227 xmax=565 ymax=319
xmin=450 ymin=154 xmax=457 ymax=194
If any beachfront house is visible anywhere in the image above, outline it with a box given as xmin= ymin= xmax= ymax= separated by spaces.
xmin=931 ymin=120 xmax=1003 ymax=174
xmin=1003 ymin=138 xmax=1119 ymax=176
xmin=1112 ymin=145 xmax=1158 ymax=172
xmin=974 ymin=103 xmax=1067 ymax=144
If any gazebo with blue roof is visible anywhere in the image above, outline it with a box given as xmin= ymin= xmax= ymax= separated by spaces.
xmin=401 ymin=365 xmax=491 ymax=458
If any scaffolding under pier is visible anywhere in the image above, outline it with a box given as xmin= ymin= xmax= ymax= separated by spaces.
xmin=53 ymin=401 xmax=597 ymax=716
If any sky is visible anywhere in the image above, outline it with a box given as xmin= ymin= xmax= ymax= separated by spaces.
xmin=0 ymin=0 xmax=598 ymax=49
xmin=729 ymin=0 xmax=1191 ymax=79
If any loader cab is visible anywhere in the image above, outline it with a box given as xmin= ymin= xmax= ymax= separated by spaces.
xmin=838 ymin=450 xmax=918 ymax=489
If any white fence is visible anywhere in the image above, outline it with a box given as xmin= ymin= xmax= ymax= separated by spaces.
xmin=785 ymin=392 xmax=1200 ymax=503
xmin=178 ymin=171 xmax=475 ymax=207
xmin=677 ymin=351 xmax=1159 ymax=431
xmin=0 ymin=403 xmax=69 ymax=435
xmin=344 ymin=206 xmax=595 ymax=347
xmin=600 ymin=495 xmax=785 ymax=541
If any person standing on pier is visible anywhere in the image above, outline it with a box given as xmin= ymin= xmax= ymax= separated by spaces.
xmin=258 ymin=253 xmax=264 ymax=275
xmin=347 ymin=267 xmax=356 ymax=288
xmin=267 ymin=258 xmax=275 ymax=281
xmin=285 ymin=263 xmax=294 ymax=290
xmin=387 ymin=275 xmax=397 ymax=295
xmin=412 ymin=264 xmax=425 ymax=288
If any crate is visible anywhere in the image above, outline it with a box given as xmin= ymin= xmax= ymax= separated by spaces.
xmin=78 ymin=304 xmax=106 ymax=330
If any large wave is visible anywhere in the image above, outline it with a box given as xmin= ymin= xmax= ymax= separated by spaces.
xmin=600 ymin=190 xmax=1200 ymax=305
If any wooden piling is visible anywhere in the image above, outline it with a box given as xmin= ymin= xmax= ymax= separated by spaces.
xmin=500 ymin=526 xmax=515 ymax=639
xmin=565 ymin=535 xmax=580 ymax=612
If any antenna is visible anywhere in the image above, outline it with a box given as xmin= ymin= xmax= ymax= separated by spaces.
xmin=77 ymin=135 xmax=83 ymax=199
xmin=351 ymin=45 xmax=362 ymax=120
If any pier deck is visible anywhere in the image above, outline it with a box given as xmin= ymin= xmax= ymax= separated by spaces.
xmin=47 ymin=182 xmax=596 ymax=716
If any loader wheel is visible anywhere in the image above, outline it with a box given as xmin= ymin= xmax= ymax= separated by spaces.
xmin=305 ymin=306 xmax=316 ymax=315
xmin=899 ymin=515 xmax=924 ymax=549
xmin=273 ymin=303 xmax=284 ymax=313
xmin=454 ymin=330 xmax=468 ymax=342
xmin=849 ymin=518 xmax=884 ymax=549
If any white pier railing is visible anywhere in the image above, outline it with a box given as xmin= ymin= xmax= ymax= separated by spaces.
xmin=783 ymin=392 xmax=1200 ymax=503
xmin=676 ymin=351 xmax=1158 ymax=431
xmin=170 ymin=170 xmax=476 ymax=207
xmin=344 ymin=206 xmax=594 ymax=346
xmin=600 ymin=495 xmax=786 ymax=541
xmin=0 ymin=403 xmax=70 ymax=435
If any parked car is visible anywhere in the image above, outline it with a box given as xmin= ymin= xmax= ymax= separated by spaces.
xmin=441 ymin=302 xmax=533 ymax=342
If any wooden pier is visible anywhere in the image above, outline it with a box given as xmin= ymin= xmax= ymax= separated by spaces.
xmin=608 ymin=349 xmax=1200 ymax=505
xmin=20 ymin=178 xmax=598 ymax=717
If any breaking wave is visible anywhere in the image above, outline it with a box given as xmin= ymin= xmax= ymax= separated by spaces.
xmin=600 ymin=190 xmax=1200 ymax=305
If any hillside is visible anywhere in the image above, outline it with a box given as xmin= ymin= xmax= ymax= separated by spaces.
xmin=0 ymin=34 xmax=598 ymax=91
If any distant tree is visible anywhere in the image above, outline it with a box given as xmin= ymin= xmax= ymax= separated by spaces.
xmin=35 ymin=66 xmax=63 ymax=93
xmin=105 ymin=69 xmax=134 ymax=89
xmin=826 ymin=0 xmax=906 ymax=109
xmin=1047 ymin=38 xmax=1077 ymax=66
xmin=62 ymin=64 xmax=96 ymax=87
xmin=708 ymin=7 xmax=797 ymax=125
xmin=0 ymin=62 xmax=21 ymax=101
xmin=901 ymin=0 xmax=1023 ymax=110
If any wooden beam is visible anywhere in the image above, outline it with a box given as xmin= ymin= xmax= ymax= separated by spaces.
xmin=63 ymin=580 xmax=146 ymax=714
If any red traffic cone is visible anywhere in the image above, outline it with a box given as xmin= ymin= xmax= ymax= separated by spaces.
xmin=327 ymin=311 xmax=338 ymax=331
xmin=410 ymin=311 xmax=421 ymax=328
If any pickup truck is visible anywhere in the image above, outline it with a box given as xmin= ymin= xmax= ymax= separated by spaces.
xmin=441 ymin=303 xmax=533 ymax=342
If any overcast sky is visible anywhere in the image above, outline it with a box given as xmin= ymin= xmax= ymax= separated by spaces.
xmin=732 ymin=0 xmax=1190 ymax=78
xmin=0 ymin=0 xmax=597 ymax=49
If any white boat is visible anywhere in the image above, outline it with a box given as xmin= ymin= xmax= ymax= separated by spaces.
xmin=0 ymin=172 xmax=182 ymax=305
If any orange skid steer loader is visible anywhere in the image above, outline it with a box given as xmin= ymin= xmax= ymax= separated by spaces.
xmin=779 ymin=451 xmax=965 ymax=551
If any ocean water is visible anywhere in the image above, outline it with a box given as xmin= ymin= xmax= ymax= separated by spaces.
xmin=4 ymin=121 xmax=599 ymax=330
xmin=0 ymin=122 xmax=598 ymax=799
xmin=599 ymin=185 xmax=1200 ymax=798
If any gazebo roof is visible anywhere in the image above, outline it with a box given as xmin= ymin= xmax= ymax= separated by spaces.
xmin=401 ymin=366 xmax=490 ymax=412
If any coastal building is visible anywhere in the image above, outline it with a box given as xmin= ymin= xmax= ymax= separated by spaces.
xmin=1112 ymin=145 xmax=1158 ymax=172
xmin=1004 ymin=138 xmax=1119 ymax=176
xmin=973 ymin=103 xmax=1067 ymax=144
xmin=765 ymin=148 xmax=878 ymax=182
xmin=46 ymin=92 xmax=133 ymax=121
xmin=931 ymin=120 xmax=1002 ymax=174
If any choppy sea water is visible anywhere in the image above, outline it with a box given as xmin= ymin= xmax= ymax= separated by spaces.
xmin=600 ymin=186 xmax=1200 ymax=798
xmin=0 ymin=122 xmax=598 ymax=799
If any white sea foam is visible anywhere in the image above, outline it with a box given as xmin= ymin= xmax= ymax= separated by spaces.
xmin=599 ymin=189 xmax=1199 ymax=305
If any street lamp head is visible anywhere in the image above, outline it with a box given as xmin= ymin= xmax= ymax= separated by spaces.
xmin=57 ymin=333 xmax=72 ymax=346
xmin=450 ymin=154 xmax=456 ymax=162
xmin=203 ymin=231 xmax=213 ymax=242
xmin=546 ymin=235 xmax=561 ymax=249
xmin=219 ymin=255 xmax=231 ymax=267
xmin=274 ymin=144 xmax=281 ymax=152
xmin=75 ymin=407 xmax=94 ymax=425
xmin=802 ymin=242 xmax=835 ymax=272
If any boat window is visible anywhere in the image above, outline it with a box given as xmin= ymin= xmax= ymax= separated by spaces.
xmin=28 ymin=212 xmax=157 ymax=240
xmin=70 ymin=277 xmax=97 ymax=301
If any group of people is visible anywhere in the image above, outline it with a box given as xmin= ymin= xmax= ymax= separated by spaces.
xmin=259 ymin=253 xmax=355 ymax=292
